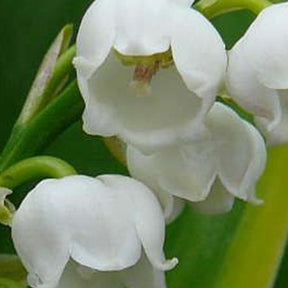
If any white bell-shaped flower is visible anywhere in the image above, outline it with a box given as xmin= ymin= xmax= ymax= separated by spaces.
xmin=127 ymin=103 xmax=267 ymax=216
xmin=74 ymin=0 xmax=227 ymax=152
xmin=226 ymin=3 xmax=288 ymax=145
xmin=12 ymin=175 xmax=178 ymax=288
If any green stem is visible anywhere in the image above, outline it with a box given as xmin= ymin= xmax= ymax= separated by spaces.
xmin=217 ymin=97 xmax=254 ymax=125
xmin=0 ymin=81 xmax=84 ymax=173
xmin=0 ymin=156 xmax=77 ymax=189
xmin=194 ymin=0 xmax=272 ymax=19
xmin=214 ymin=145 xmax=288 ymax=288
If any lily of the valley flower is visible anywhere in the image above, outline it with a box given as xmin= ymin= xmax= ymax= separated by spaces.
xmin=226 ymin=3 xmax=288 ymax=145
xmin=127 ymin=103 xmax=267 ymax=216
xmin=12 ymin=175 xmax=178 ymax=288
xmin=74 ymin=0 xmax=227 ymax=152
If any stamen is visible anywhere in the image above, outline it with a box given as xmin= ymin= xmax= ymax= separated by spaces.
xmin=130 ymin=62 xmax=160 ymax=97
xmin=114 ymin=49 xmax=173 ymax=97
xmin=133 ymin=62 xmax=160 ymax=84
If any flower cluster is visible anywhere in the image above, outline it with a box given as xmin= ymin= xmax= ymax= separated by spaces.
xmin=9 ymin=1 xmax=288 ymax=288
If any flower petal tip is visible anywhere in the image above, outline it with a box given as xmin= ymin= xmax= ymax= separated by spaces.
xmin=249 ymin=196 xmax=264 ymax=206
xmin=156 ymin=257 xmax=179 ymax=271
xmin=73 ymin=56 xmax=97 ymax=79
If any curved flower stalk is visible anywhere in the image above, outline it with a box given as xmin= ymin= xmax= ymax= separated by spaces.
xmin=127 ymin=103 xmax=267 ymax=216
xmin=226 ymin=3 xmax=288 ymax=145
xmin=12 ymin=175 xmax=178 ymax=288
xmin=74 ymin=0 xmax=227 ymax=152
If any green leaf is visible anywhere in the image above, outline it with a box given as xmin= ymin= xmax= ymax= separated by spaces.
xmin=0 ymin=81 xmax=83 ymax=172
xmin=194 ymin=0 xmax=272 ymax=18
xmin=0 ymin=278 xmax=26 ymax=288
xmin=166 ymin=202 xmax=245 ymax=288
xmin=17 ymin=25 xmax=74 ymax=125
xmin=166 ymin=145 xmax=288 ymax=288
xmin=214 ymin=145 xmax=288 ymax=288
xmin=0 ymin=255 xmax=26 ymax=283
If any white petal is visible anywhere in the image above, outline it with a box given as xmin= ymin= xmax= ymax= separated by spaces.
xmin=241 ymin=3 xmax=288 ymax=89
xmin=125 ymin=154 xmax=184 ymax=223
xmin=127 ymin=145 xmax=175 ymax=220
xmin=191 ymin=180 xmax=235 ymax=215
xmin=67 ymin=177 xmax=142 ymax=272
xmin=101 ymin=176 xmax=178 ymax=271
xmin=59 ymin=253 xmax=167 ymax=288
xmin=256 ymin=90 xmax=288 ymax=145
xmin=127 ymin=139 xmax=218 ymax=203
xmin=82 ymin=52 xmax=208 ymax=152
xmin=226 ymin=37 xmax=281 ymax=131
xmin=79 ymin=69 xmax=117 ymax=137
xmin=127 ymin=103 xmax=266 ymax=209
xmin=171 ymin=6 xmax=227 ymax=99
xmin=57 ymin=260 xmax=118 ymax=288
xmin=156 ymin=143 xmax=217 ymax=202
xmin=207 ymin=103 xmax=267 ymax=201
xmin=120 ymin=253 xmax=166 ymax=288
xmin=74 ymin=0 xmax=115 ymax=78
xmin=114 ymin=0 xmax=171 ymax=55
xmin=12 ymin=175 xmax=176 ymax=288
xmin=170 ymin=0 xmax=195 ymax=7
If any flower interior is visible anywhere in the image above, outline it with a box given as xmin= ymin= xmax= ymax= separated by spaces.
xmin=114 ymin=49 xmax=173 ymax=97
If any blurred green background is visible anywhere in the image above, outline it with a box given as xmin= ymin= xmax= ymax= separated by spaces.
xmin=0 ymin=0 xmax=287 ymax=287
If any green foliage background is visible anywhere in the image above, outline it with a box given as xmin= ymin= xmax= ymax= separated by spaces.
xmin=0 ymin=1 xmax=287 ymax=287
